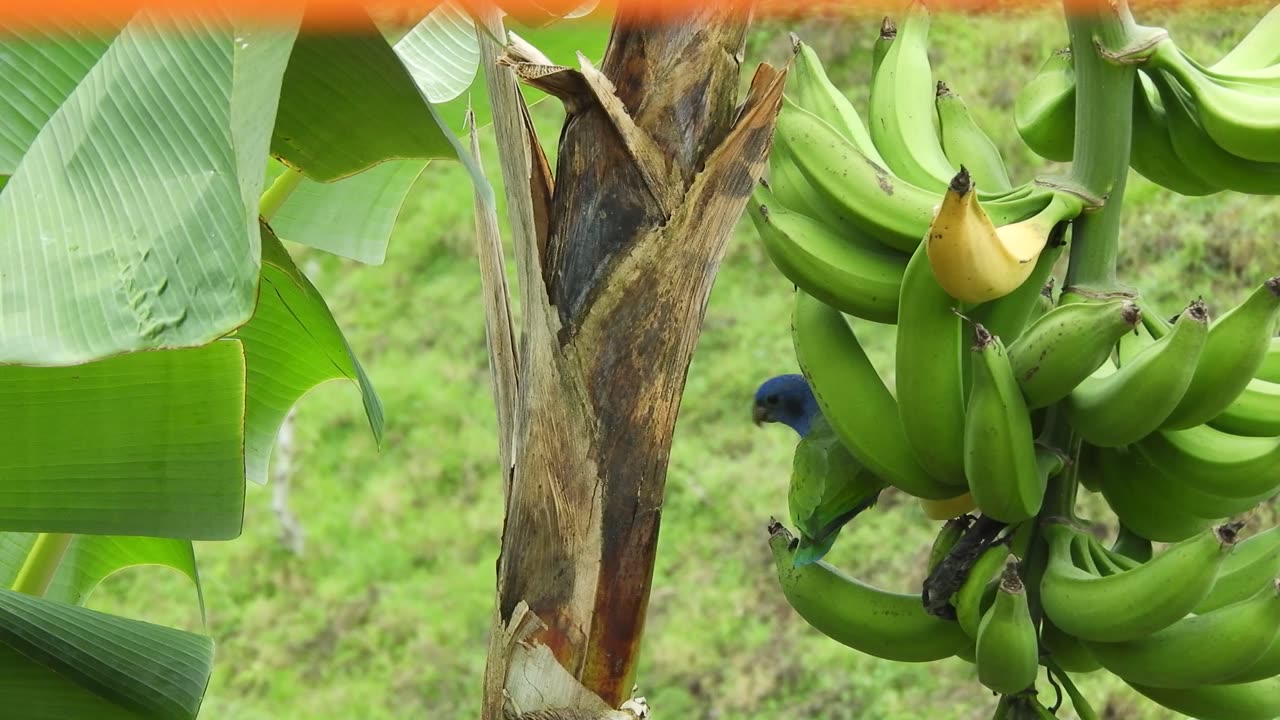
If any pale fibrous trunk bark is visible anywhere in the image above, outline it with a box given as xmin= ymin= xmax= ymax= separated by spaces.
xmin=470 ymin=3 xmax=785 ymax=717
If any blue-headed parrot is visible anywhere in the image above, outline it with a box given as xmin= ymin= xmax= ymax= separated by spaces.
xmin=754 ymin=374 xmax=888 ymax=565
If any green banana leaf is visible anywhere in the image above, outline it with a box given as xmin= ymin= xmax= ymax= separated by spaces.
xmin=265 ymin=157 xmax=429 ymax=264
xmin=0 ymin=16 xmax=300 ymax=366
xmin=431 ymin=10 xmax=613 ymax=135
xmin=0 ymin=587 xmax=212 ymax=720
xmin=394 ymin=1 xmax=480 ymax=104
xmin=234 ymin=224 xmax=383 ymax=484
xmin=262 ymin=6 xmax=609 ymax=264
xmin=0 ymin=534 xmax=204 ymax=621
xmin=258 ymin=2 xmax=477 ymax=263
xmin=0 ymin=25 xmax=118 ymax=174
xmin=0 ymin=341 xmax=247 ymax=540
xmin=272 ymin=7 xmax=457 ymax=182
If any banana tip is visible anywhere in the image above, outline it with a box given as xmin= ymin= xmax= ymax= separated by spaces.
xmin=1120 ymin=300 xmax=1141 ymax=327
xmin=1216 ymin=521 xmax=1245 ymax=547
xmin=971 ymin=322 xmax=994 ymax=350
xmin=999 ymin=558 xmax=1025 ymax=594
xmin=1185 ymin=299 xmax=1208 ymax=322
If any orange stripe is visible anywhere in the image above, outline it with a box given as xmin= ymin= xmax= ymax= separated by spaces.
xmin=0 ymin=0 xmax=1252 ymax=32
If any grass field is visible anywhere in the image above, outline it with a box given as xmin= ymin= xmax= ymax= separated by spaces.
xmin=93 ymin=3 xmax=1280 ymax=718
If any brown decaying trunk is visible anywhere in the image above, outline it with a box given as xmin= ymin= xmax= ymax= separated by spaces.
xmin=477 ymin=3 xmax=785 ymax=716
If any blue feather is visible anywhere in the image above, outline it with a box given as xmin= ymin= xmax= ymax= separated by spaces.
xmin=752 ymin=374 xmax=821 ymax=436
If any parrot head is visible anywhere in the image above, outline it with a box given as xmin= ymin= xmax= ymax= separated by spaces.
xmin=752 ymin=374 xmax=819 ymax=436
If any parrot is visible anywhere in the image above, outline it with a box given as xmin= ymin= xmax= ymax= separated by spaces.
xmin=753 ymin=374 xmax=887 ymax=565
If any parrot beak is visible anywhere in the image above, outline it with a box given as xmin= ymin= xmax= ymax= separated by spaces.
xmin=752 ymin=404 xmax=768 ymax=426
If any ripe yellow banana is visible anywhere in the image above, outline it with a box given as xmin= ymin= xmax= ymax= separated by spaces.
xmin=919 ymin=492 xmax=977 ymax=521
xmin=926 ymin=169 xmax=1081 ymax=303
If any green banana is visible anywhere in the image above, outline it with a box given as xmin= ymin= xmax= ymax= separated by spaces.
xmin=964 ymin=324 xmax=1045 ymax=523
xmin=768 ymin=521 xmax=969 ymax=662
xmin=1147 ymin=39 xmax=1280 ymax=164
xmin=1124 ymin=439 xmax=1277 ymax=520
xmin=868 ymin=1 xmax=954 ymax=191
xmin=1163 ymin=277 xmax=1280 ymax=429
xmin=1039 ymin=522 xmax=1234 ymax=642
xmin=1224 ymin=594 xmax=1280 ymax=683
xmin=1066 ymin=300 xmax=1209 ymax=447
xmin=1137 ymin=424 xmax=1280 ymax=501
xmin=1014 ymin=48 xmax=1074 ymax=163
xmin=954 ymin=545 xmax=1014 ymax=639
xmin=1095 ymin=443 xmax=1218 ymax=543
xmin=896 ymin=243 xmax=966 ymax=486
xmin=1131 ymin=72 xmax=1225 ymax=197
xmin=1070 ymin=530 xmax=1101 ymax=575
xmin=1084 ymin=534 xmax=1131 ymax=576
xmin=775 ymin=97 xmax=1056 ymax=254
xmin=936 ymin=81 xmax=1013 ymax=192
xmin=767 ymin=134 xmax=840 ymax=224
xmin=788 ymin=37 xmax=886 ymax=166
xmin=1086 ymin=581 xmax=1280 ymax=688
xmin=872 ymin=16 xmax=896 ymax=79
xmin=792 ymin=290 xmax=958 ymax=499
xmin=1111 ymin=524 xmax=1153 ymax=563
xmin=1007 ymin=297 xmax=1141 ymax=409
xmin=1195 ymin=525 xmax=1280 ymax=613
xmin=1029 ymin=282 xmax=1056 ymax=326
xmin=1131 ymin=676 xmax=1280 ymax=720
xmin=1041 ymin=617 xmax=1101 ymax=673
xmin=1115 ymin=317 xmax=1157 ymax=366
xmin=1148 ymin=67 xmax=1280 ymax=195
xmin=1213 ymin=4 xmax=1280 ymax=72
xmin=1209 ymin=378 xmax=1280 ymax=437
xmin=749 ymin=182 xmax=907 ymax=324
xmin=975 ymin=561 xmax=1039 ymax=695
xmin=1260 ymin=337 xmax=1280 ymax=382
xmin=928 ymin=516 xmax=971 ymax=573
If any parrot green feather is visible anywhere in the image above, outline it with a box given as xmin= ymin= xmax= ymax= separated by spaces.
xmin=789 ymin=414 xmax=888 ymax=565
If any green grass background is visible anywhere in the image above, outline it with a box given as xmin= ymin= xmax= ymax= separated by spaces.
xmin=93 ymin=2 xmax=1280 ymax=718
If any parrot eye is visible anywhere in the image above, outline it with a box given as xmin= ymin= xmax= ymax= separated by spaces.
xmin=765 ymin=394 xmax=780 ymax=406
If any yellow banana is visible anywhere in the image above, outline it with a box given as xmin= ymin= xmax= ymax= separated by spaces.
xmin=927 ymin=169 xmax=1082 ymax=303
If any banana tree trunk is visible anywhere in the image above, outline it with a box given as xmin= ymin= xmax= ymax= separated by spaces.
xmin=474 ymin=5 xmax=785 ymax=718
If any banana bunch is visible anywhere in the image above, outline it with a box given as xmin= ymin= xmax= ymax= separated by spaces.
xmin=1077 ymin=278 xmax=1280 ymax=543
xmin=757 ymin=1 xmax=1084 ymax=325
xmin=1016 ymin=4 xmax=1280 ymax=195
xmin=1036 ymin=521 xmax=1280 ymax=720
xmin=757 ymin=6 xmax=1280 ymax=719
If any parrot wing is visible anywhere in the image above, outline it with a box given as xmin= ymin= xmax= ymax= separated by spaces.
xmin=788 ymin=415 xmax=888 ymax=566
